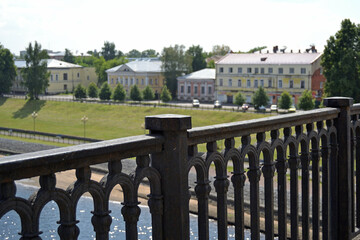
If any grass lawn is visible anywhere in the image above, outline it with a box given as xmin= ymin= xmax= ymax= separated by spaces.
xmin=0 ymin=98 xmax=268 ymax=140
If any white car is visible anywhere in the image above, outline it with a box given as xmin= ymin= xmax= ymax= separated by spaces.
xmin=270 ymin=105 xmax=278 ymax=112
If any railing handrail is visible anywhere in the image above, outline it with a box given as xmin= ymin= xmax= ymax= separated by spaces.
xmin=188 ymin=107 xmax=340 ymax=145
xmin=0 ymin=134 xmax=164 ymax=183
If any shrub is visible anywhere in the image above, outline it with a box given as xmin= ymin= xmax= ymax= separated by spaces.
xmin=143 ymin=86 xmax=155 ymax=100
xmin=160 ymin=85 xmax=172 ymax=102
xmin=130 ymin=85 xmax=142 ymax=101
xmin=74 ymin=84 xmax=86 ymax=99
xmin=234 ymin=92 xmax=245 ymax=106
xmin=278 ymin=91 xmax=292 ymax=109
xmin=252 ymin=86 xmax=269 ymax=109
xmin=99 ymin=82 xmax=112 ymax=100
xmin=113 ymin=84 xmax=126 ymax=101
xmin=299 ymin=90 xmax=315 ymax=110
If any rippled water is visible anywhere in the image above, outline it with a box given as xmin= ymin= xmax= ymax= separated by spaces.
xmin=0 ymin=184 xmax=261 ymax=239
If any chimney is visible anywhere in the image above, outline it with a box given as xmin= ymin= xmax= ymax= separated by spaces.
xmin=299 ymin=49 xmax=301 ymax=53
xmin=291 ymin=49 xmax=293 ymax=53
xmin=311 ymin=45 xmax=317 ymax=53
xmin=273 ymin=46 xmax=278 ymax=53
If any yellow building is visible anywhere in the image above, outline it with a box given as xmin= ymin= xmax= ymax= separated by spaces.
xmin=106 ymin=59 xmax=165 ymax=97
xmin=215 ymin=51 xmax=324 ymax=105
xmin=12 ymin=59 xmax=97 ymax=94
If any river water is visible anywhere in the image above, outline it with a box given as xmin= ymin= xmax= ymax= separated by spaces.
xmin=0 ymin=183 xmax=262 ymax=239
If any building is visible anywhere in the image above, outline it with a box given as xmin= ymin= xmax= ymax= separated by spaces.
xmin=215 ymin=51 xmax=326 ymax=105
xmin=177 ymin=68 xmax=216 ymax=102
xmin=106 ymin=59 xmax=165 ymax=97
xmin=12 ymin=59 xmax=97 ymax=94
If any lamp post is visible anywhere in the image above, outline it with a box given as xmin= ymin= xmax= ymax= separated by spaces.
xmin=81 ymin=116 xmax=88 ymax=138
xmin=31 ymin=111 xmax=38 ymax=138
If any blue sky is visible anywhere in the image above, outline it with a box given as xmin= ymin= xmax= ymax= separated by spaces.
xmin=1 ymin=0 xmax=359 ymax=55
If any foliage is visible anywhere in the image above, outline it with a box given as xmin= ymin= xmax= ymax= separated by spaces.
xmin=130 ymin=85 xmax=142 ymax=101
xmin=298 ymin=90 xmax=315 ymax=110
xmin=161 ymin=44 xmax=190 ymax=97
xmin=126 ymin=49 xmax=141 ymax=58
xmin=0 ymin=44 xmax=17 ymax=95
xmin=322 ymin=19 xmax=360 ymax=102
xmin=160 ymin=85 xmax=172 ymax=102
xmin=74 ymin=55 xmax=98 ymax=67
xmin=63 ymin=49 xmax=75 ymax=63
xmin=94 ymin=57 xmax=127 ymax=86
xmin=74 ymin=84 xmax=87 ymax=99
xmin=101 ymin=41 xmax=116 ymax=61
xmin=99 ymin=82 xmax=112 ymax=100
xmin=211 ymin=45 xmax=231 ymax=56
xmin=143 ymin=85 xmax=155 ymax=100
xmin=278 ymin=91 xmax=292 ymax=109
xmin=87 ymin=82 xmax=98 ymax=98
xmin=112 ymin=84 xmax=126 ymax=101
xmin=247 ymin=46 xmax=267 ymax=53
xmin=186 ymin=45 xmax=207 ymax=72
xmin=21 ymin=41 xmax=50 ymax=99
xmin=207 ymin=60 xmax=215 ymax=69
xmin=141 ymin=49 xmax=159 ymax=58
xmin=252 ymin=87 xmax=269 ymax=109
xmin=234 ymin=92 xmax=245 ymax=106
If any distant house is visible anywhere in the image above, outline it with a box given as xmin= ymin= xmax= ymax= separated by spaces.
xmin=12 ymin=59 xmax=97 ymax=94
xmin=106 ymin=59 xmax=165 ymax=97
xmin=177 ymin=68 xmax=216 ymax=102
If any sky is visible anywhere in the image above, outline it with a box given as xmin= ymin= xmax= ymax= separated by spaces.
xmin=1 ymin=0 xmax=359 ymax=56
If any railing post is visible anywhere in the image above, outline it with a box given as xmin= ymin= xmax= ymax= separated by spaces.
xmin=145 ymin=114 xmax=192 ymax=240
xmin=324 ymin=97 xmax=353 ymax=240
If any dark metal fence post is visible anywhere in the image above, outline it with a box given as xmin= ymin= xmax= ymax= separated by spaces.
xmin=324 ymin=97 xmax=353 ymax=240
xmin=145 ymin=114 xmax=192 ymax=240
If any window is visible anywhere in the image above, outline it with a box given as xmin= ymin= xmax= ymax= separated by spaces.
xmin=55 ymin=74 xmax=59 ymax=81
xmin=260 ymin=79 xmax=264 ymax=87
xmin=219 ymin=79 xmax=223 ymax=86
xmin=229 ymin=67 xmax=233 ymax=73
xmin=278 ymin=79 xmax=283 ymax=88
xmin=131 ymin=79 xmax=134 ymax=85
xmin=87 ymin=76 xmax=89 ymax=81
xmin=255 ymin=68 xmax=259 ymax=74
xmin=125 ymin=79 xmax=128 ymax=85
xmin=228 ymin=79 xmax=232 ymax=87
xmin=136 ymin=79 xmax=139 ymax=84
xmin=247 ymin=68 xmax=252 ymax=73
xmin=254 ymin=79 xmax=258 ymax=88
xmin=141 ymin=79 xmax=144 ymax=85
xmin=278 ymin=68 xmax=283 ymax=74
xmin=201 ymin=86 xmax=205 ymax=94
xmin=117 ymin=77 xmax=120 ymax=83
xmin=50 ymin=75 xmax=53 ymax=81
xmin=121 ymin=79 xmax=123 ymax=84
xmin=301 ymin=80 xmax=305 ymax=88
xmin=194 ymin=86 xmax=198 ymax=94
xmin=64 ymin=84 xmax=67 ymax=90
xmin=268 ymin=79 xmax=272 ymax=88
xmin=208 ymin=86 xmax=212 ymax=94
xmin=150 ymin=79 xmax=153 ymax=85
xmin=111 ymin=79 xmax=114 ymax=84
xmin=238 ymin=67 xmax=242 ymax=73
xmin=247 ymin=79 xmax=251 ymax=88
xmin=219 ymin=67 xmax=224 ymax=73
xmin=261 ymin=68 xmax=265 ymax=74
xmin=268 ymin=68 xmax=273 ymax=74
xmin=238 ymin=79 xmax=241 ymax=87
xmin=289 ymin=68 xmax=294 ymax=74
xmin=320 ymin=82 xmax=324 ymax=89
xmin=187 ymin=86 xmax=191 ymax=94
xmin=63 ymin=73 xmax=68 ymax=80
xmin=320 ymin=68 xmax=323 ymax=75
xmin=77 ymin=73 xmax=80 ymax=78
xmin=181 ymin=86 xmax=184 ymax=93
xmin=155 ymin=79 xmax=158 ymax=85
xmin=301 ymin=68 xmax=306 ymax=74
xmin=289 ymin=80 xmax=294 ymax=88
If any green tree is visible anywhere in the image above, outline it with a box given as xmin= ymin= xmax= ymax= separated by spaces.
xmin=63 ymin=48 xmax=75 ymax=63
xmin=130 ymin=85 xmax=142 ymax=101
xmin=99 ymin=82 xmax=112 ymax=100
xmin=161 ymin=44 xmax=190 ymax=98
xmin=234 ymin=92 xmax=245 ymax=106
xmin=141 ymin=49 xmax=159 ymax=58
xmin=207 ymin=59 xmax=215 ymax=69
xmin=322 ymin=19 xmax=360 ymax=102
xmin=95 ymin=57 xmax=127 ymax=86
xmin=278 ymin=91 xmax=292 ymax=109
xmin=112 ymin=84 xmax=126 ymax=101
xmin=75 ymin=55 xmax=98 ymax=67
xmin=0 ymin=44 xmax=17 ymax=95
xmin=126 ymin=49 xmax=141 ymax=58
xmin=160 ymin=85 xmax=172 ymax=102
xmin=74 ymin=83 xmax=87 ymax=99
xmin=101 ymin=41 xmax=116 ymax=61
xmin=211 ymin=45 xmax=231 ymax=56
xmin=247 ymin=46 xmax=267 ymax=53
xmin=143 ymin=85 xmax=155 ymax=100
xmin=298 ymin=90 xmax=315 ymax=110
xmin=252 ymin=86 xmax=269 ymax=109
xmin=21 ymin=41 xmax=50 ymax=99
xmin=87 ymin=82 xmax=98 ymax=98
xmin=186 ymin=45 xmax=207 ymax=72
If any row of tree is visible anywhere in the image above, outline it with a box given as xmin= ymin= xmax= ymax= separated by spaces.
xmin=234 ymin=87 xmax=315 ymax=110
xmin=74 ymin=82 xmax=172 ymax=102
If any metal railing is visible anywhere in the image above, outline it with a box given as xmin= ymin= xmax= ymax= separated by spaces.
xmin=0 ymin=97 xmax=358 ymax=239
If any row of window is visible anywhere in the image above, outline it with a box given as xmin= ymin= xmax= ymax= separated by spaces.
xmin=110 ymin=77 xmax=162 ymax=86
xmin=219 ymin=78 xmax=306 ymax=89
xmin=179 ymin=85 xmax=212 ymax=95
xmin=50 ymin=73 xmax=82 ymax=81
xmin=219 ymin=67 xmax=307 ymax=75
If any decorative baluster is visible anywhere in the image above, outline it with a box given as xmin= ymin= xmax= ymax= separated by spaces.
xmin=311 ymin=122 xmax=321 ymax=240
xmin=244 ymin=135 xmax=261 ymax=240
xmin=272 ymin=129 xmax=288 ymax=240
xmin=226 ymin=138 xmax=246 ymax=240
xmin=297 ymin=124 xmax=310 ymax=240
xmin=259 ymin=132 xmax=275 ymax=240
xmin=208 ymin=141 xmax=229 ymax=240
xmin=285 ymin=127 xmax=300 ymax=240
xmin=355 ymin=116 xmax=360 ymax=229
xmin=121 ymin=203 xmax=141 ymax=240
xmin=351 ymin=115 xmax=356 ymax=232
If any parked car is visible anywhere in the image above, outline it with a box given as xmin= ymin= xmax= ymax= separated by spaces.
xmin=258 ymin=105 xmax=266 ymax=112
xmin=270 ymin=105 xmax=278 ymax=112
xmin=241 ymin=103 xmax=249 ymax=111
xmin=192 ymin=99 xmax=200 ymax=107
xmin=288 ymin=105 xmax=296 ymax=113
xmin=213 ymin=100 xmax=222 ymax=108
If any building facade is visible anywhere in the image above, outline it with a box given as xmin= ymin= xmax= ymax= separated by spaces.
xmin=106 ymin=59 xmax=165 ymax=97
xmin=12 ymin=59 xmax=97 ymax=94
xmin=215 ymin=52 xmax=326 ymax=105
xmin=177 ymin=68 xmax=216 ymax=102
